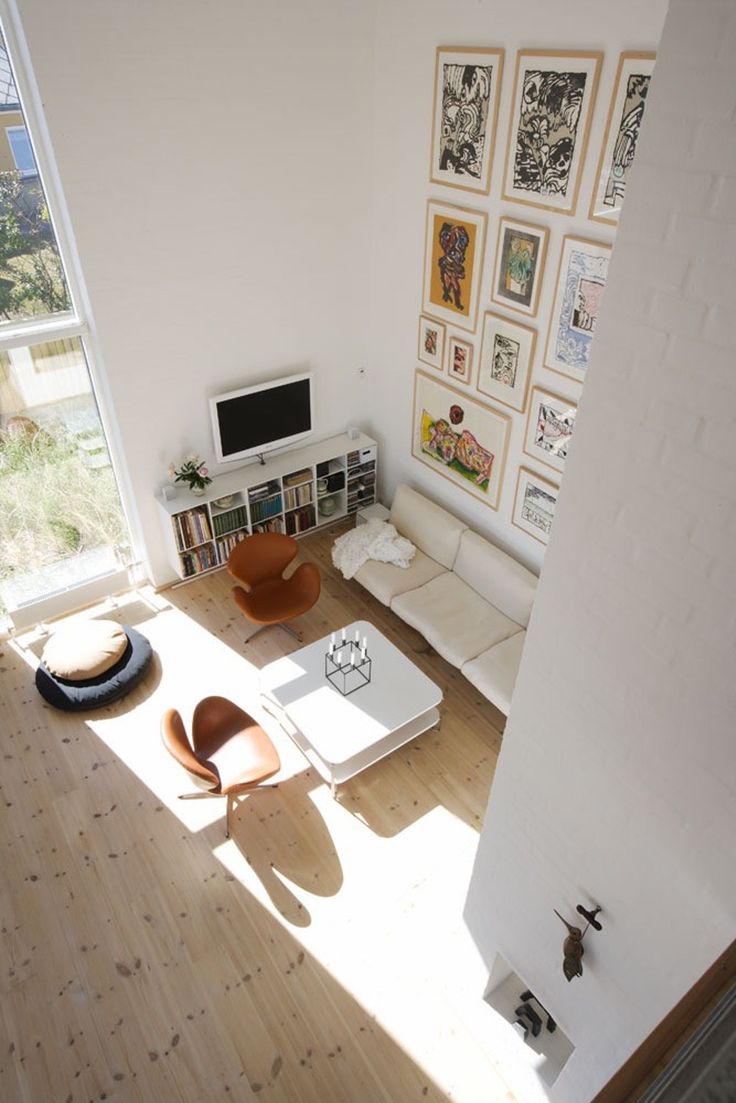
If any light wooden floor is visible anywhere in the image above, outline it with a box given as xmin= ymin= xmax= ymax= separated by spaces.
xmin=0 ymin=522 xmax=533 ymax=1103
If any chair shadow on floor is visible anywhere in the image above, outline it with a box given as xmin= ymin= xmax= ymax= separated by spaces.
xmin=221 ymin=770 xmax=344 ymax=928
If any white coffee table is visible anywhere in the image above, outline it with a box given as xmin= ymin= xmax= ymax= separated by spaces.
xmin=259 ymin=620 xmax=442 ymax=794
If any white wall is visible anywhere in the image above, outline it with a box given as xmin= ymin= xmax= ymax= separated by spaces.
xmin=365 ymin=0 xmax=667 ymax=574
xmin=464 ymin=1 xmax=736 ymax=1099
xmin=15 ymin=0 xmax=375 ymax=584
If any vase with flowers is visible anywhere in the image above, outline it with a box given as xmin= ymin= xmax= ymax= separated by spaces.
xmin=168 ymin=454 xmax=213 ymax=496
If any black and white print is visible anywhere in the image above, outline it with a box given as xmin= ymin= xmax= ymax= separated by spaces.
xmin=590 ymin=53 xmax=656 ymax=224
xmin=503 ymin=51 xmax=602 ymax=214
xmin=478 ymin=311 xmax=537 ymax=414
xmin=512 ymin=467 xmax=559 ymax=545
xmin=431 ymin=48 xmax=504 ymax=195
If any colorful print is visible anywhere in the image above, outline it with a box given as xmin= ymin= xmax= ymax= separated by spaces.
xmin=421 ymin=410 xmax=494 ymax=490
xmin=535 ymin=400 xmax=574 ymax=462
xmin=492 ymin=218 xmax=548 ymax=316
xmin=547 ymin=237 xmax=611 ymax=381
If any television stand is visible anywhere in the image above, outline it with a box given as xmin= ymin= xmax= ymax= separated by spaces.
xmin=157 ymin=431 xmax=377 ymax=581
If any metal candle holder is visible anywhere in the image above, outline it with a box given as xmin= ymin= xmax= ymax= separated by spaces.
xmin=325 ymin=635 xmax=372 ymax=696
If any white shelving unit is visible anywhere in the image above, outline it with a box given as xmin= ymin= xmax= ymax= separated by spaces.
xmin=157 ymin=432 xmax=377 ymax=581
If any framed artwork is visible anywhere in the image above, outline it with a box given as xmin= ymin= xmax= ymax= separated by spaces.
xmin=590 ymin=51 xmax=656 ymax=225
xmin=429 ymin=46 xmax=505 ymax=195
xmin=545 ymin=236 xmax=612 ymax=382
xmin=418 ymin=314 xmax=446 ymax=371
xmin=490 ymin=216 xmax=549 ymax=317
xmin=412 ymin=369 xmax=511 ymax=509
xmin=502 ymin=50 xmax=603 ymax=215
xmin=524 ymin=386 xmax=577 ymax=475
xmin=512 ymin=466 xmax=560 ymax=546
xmin=447 ymin=336 xmax=473 ymax=385
xmin=422 ymin=200 xmax=487 ymax=332
xmin=477 ymin=311 xmax=536 ymax=413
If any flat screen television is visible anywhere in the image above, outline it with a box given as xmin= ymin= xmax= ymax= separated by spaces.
xmin=209 ymin=372 xmax=313 ymax=464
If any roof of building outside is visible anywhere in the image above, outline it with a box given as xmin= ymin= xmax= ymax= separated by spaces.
xmin=0 ymin=40 xmax=20 ymax=109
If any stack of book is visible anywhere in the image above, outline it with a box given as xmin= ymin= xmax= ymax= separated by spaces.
xmin=248 ymin=480 xmax=280 ymax=503
xmin=212 ymin=505 xmax=247 ymax=536
xmin=283 ymin=468 xmax=311 ymax=487
xmin=285 ymin=505 xmax=315 ymax=535
xmin=180 ymin=543 xmax=218 ymax=576
xmin=216 ymin=531 xmax=246 ymax=560
xmin=252 ymin=517 xmax=284 ymax=535
xmin=284 ymin=483 xmax=313 ymax=511
xmin=251 ymin=495 xmax=283 ymax=523
xmin=173 ymin=507 xmax=212 ymax=551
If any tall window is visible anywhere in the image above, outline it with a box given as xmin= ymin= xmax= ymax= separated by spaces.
xmin=0 ymin=20 xmax=133 ymax=627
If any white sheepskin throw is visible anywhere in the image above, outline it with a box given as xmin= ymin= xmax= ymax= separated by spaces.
xmin=332 ymin=520 xmax=416 ymax=580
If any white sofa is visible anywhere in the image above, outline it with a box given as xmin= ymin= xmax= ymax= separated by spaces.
xmin=353 ymin=484 xmax=538 ymax=716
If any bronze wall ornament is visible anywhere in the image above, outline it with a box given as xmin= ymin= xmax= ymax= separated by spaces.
xmin=554 ymin=904 xmax=603 ymax=981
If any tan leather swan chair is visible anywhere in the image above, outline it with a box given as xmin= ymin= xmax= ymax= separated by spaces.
xmin=160 ymin=696 xmax=280 ymax=838
xmin=227 ymin=532 xmax=321 ymax=641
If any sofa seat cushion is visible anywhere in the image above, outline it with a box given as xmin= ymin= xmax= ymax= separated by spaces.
xmin=353 ymin=550 xmax=447 ymax=607
xmin=391 ymin=572 xmax=523 ymax=667
xmin=461 ymin=631 xmax=526 ymax=717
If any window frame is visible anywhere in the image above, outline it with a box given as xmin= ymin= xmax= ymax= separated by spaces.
xmin=0 ymin=0 xmax=144 ymax=628
xmin=5 ymin=122 xmax=35 ymax=176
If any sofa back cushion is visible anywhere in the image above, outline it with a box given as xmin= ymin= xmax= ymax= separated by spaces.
xmin=390 ymin=484 xmax=467 ymax=570
xmin=453 ymin=530 xmax=538 ymax=627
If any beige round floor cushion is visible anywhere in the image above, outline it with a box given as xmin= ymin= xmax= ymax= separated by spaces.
xmin=42 ymin=619 xmax=128 ymax=682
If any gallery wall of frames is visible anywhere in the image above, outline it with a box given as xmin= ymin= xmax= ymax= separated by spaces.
xmin=415 ymin=46 xmax=655 ymax=548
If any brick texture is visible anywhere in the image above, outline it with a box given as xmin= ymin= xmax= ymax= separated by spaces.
xmin=465 ymin=3 xmax=736 ymax=1101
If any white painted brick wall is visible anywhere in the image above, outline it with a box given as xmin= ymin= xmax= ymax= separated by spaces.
xmin=464 ymin=2 xmax=736 ymax=1100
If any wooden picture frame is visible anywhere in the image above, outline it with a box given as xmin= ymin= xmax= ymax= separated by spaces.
xmin=422 ymin=200 xmax=487 ymax=333
xmin=412 ymin=369 xmax=511 ymax=510
xmin=502 ymin=49 xmax=603 ymax=215
xmin=417 ymin=314 xmax=446 ymax=371
xmin=429 ymin=46 xmax=505 ymax=195
xmin=589 ymin=51 xmax=657 ymax=225
xmin=545 ymin=235 xmax=612 ymax=383
xmin=524 ymin=386 xmax=578 ymax=475
xmin=512 ymin=466 xmax=560 ymax=546
xmin=447 ymin=336 xmax=474 ymax=385
xmin=490 ymin=216 xmax=549 ymax=317
xmin=477 ymin=311 xmax=536 ymax=413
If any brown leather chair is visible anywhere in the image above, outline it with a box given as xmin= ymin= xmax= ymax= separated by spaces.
xmin=160 ymin=696 xmax=280 ymax=838
xmin=227 ymin=532 xmax=321 ymax=641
